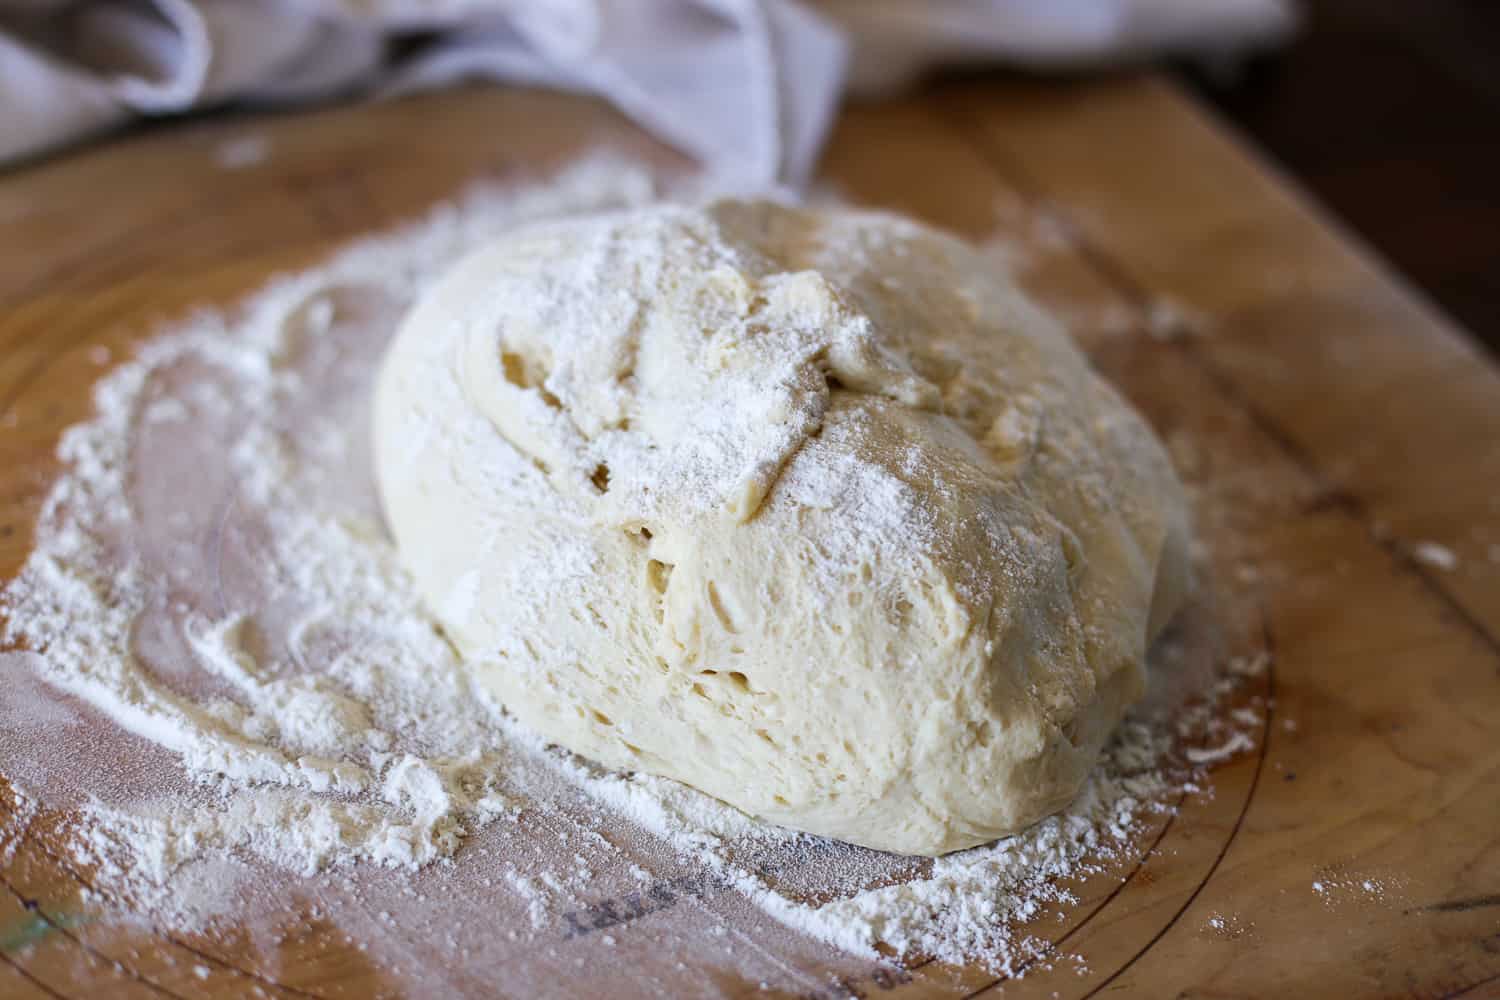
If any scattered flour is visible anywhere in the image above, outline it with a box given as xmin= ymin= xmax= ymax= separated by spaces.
xmin=0 ymin=155 xmax=1256 ymax=989
xmin=1184 ymin=731 xmax=1256 ymax=765
xmin=1412 ymin=540 xmax=1458 ymax=571
xmin=215 ymin=134 xmax=270 ymax=170
xmin=1145 ymin=299 xmax=1190 ymax=341
xmin=1311 ymin=871 xmax=1405 ymax=908
xmin=1203 ymin=911 xmax=1248 ymax=936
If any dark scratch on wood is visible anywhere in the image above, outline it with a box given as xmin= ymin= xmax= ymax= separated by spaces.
xmin=1409 ymin=895 xmax=1500 ymax=914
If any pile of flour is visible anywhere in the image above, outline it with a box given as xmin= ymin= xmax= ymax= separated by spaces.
xmin=0 ymin=156 xmax=1254 ymax=987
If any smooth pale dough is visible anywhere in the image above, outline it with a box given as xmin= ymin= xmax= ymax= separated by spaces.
xmin=374 ymin=199 xmax=1192 ymax=856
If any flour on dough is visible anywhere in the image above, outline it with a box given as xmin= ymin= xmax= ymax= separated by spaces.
xmin=373 ymin=199 xmax=1191 ymax=856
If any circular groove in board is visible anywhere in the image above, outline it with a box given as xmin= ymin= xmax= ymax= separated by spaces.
xmin=0 ymin=304 xmax=1269 ymax=997
xmin=11 ymin=88 xmax=1482 ymax=1000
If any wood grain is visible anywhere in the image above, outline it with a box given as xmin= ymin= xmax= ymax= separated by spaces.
xmin=1 ymin=78 xmax=1498 ymax=998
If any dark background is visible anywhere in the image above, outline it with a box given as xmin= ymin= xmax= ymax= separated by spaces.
xmin=1181 ymin=0 xmax=1500 ymax=352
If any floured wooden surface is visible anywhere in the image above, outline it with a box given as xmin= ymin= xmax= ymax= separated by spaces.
xmin=1 ymin=79 xmax=1498 ymax=997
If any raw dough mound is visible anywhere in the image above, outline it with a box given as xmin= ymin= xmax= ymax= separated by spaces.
xmin=373 ymin=199 xmax=1191 ymax=856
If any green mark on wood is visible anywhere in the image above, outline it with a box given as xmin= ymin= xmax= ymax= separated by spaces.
xmin=0 ymin=909 xmax=88 ymax=952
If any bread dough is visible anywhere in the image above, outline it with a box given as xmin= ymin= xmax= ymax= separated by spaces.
xmin=373 ymin=199 xmax=1191 ymax=856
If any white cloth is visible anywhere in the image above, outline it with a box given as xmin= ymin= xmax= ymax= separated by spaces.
xmin=0 ymin=0 xmax=1296 ymax=182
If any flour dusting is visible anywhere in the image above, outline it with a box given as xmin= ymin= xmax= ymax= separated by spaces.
xmin=0 ymin=156 xmax=1256 ymax=993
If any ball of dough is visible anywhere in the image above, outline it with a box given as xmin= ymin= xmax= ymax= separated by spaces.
xmin=373 ymin=199 xmax=1191 ymax=856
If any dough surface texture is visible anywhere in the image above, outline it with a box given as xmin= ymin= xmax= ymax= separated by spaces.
xmin=373 ymin=199 xmax=1191 ymax=856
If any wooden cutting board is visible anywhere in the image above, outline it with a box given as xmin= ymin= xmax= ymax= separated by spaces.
xmin=1 ymin=74 xmax=1498 ymax=998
